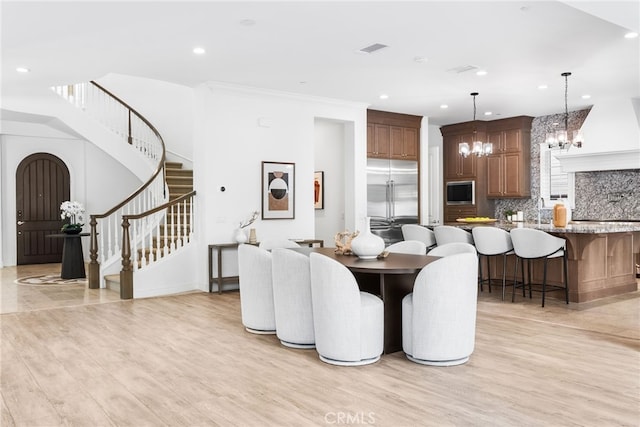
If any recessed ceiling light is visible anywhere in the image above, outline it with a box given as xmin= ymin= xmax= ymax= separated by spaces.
xmin=16 ymin=67 xmax=30 ymax=73
xmin=476 ymin=70 xmax=487 ymax=76
xmin=440 ymin=104 xmax=448 ymax=109
xmin=414 ymin=56 xmax=428 ymax=63
xmin=240 ymin=19 xmax=256 ymax=26
xmin=582 ymin=94 xmax=591 ymax=99
xmin=379 ymin=94 xmax=389 ymax=100
xmin=484 ymin=111 xmax=492 ymax=116
xmin=538 ymin=84 xmax=548 ymax=90
xmin=624 ymin=31 xmax=638 ymax=39
xmin=193 ymin=47 xmax=206 ymax=55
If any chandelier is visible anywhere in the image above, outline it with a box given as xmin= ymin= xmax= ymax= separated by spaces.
xmin=546 ymin=72 xmax=583 ymax=150
xmin=459 ymin=92 xmax=492 ymax=157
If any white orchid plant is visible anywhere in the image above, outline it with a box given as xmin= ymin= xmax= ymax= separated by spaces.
xmin=60 ymin=201 xmax=85 ymax=231
xmin=239 ymin=210 xmax=259 ymax=229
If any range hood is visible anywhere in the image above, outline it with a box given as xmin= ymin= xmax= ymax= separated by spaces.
xmin=556 ymin=98 xmax=640 ymax=172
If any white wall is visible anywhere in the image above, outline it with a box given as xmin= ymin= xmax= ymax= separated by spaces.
xmin=427 ymin=123 xmax=443 ymax=225
xmin=0 ymin=128 xmax=140 ymax=266
xmin=193 ymin=82 xmax=367 ymax=290
xmin=313 ymin=118 xmax=346 ymax=246
xmin=96 ymin=73 xmax=195 ymax=166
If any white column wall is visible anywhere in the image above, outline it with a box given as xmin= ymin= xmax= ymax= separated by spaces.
xmin=193 ymin=83 xmax=368 ymax=291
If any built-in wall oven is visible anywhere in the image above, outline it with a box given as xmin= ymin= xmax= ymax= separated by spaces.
xmin=446 ymin=180 xmax=475 ymax=205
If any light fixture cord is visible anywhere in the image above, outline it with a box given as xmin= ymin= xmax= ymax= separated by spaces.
xmin=473 ymin=95 xmax=477 ymax=121
xmin=564 ymin=74 xmax=569 ymax=133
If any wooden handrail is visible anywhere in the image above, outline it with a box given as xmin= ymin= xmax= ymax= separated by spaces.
xmin=89 ymin=80 xmax=167 ymax=220
xmin=123 ymin=191 xmax=196 ymax=221
xmin=120 ymin=191 xmax=196 ymax=299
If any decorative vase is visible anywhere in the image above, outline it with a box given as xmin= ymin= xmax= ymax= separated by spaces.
xmin=234 ymin=228 xmax=248 ymax=243
xmin=248 ymin=228 xmax=257 ymax=244
xmin=350 ymin=217 xmax=385 ymax=260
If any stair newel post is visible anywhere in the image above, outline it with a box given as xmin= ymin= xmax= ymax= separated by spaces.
xmin=120 ymin=216 xmax=134 ymax=299
xmin=88 ymin=215 xmax=100 ymax=289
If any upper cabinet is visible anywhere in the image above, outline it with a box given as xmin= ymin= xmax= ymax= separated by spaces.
xmin=367 ymin=110 xmax=421 ymax=161
xmin=367 ymin=123 xmax=391 ymax=158
xmin=440 ymin=121 xmax=486 ymax=180
xmin=485 ymin=116 xmax=533 ymax=198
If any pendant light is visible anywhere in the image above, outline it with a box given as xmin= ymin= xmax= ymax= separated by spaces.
xmin=459 ymin=92 xmax=492 ymax=157
xmin=546 ymin=72 xmax=583 ymax=150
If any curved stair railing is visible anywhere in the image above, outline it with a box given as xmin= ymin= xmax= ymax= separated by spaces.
xmin=53 ymin=81 xmax=195 ymax=298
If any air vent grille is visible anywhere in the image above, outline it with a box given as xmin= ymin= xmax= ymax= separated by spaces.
xmin=447 ymin=65 xmax=479 ymax=74
xmin=359 ymin=43 xmax=388 ymax=54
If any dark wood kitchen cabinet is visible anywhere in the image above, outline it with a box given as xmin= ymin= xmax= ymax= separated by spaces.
xmin=390 ymin=126 xmax=418 ymax=160
xmin=367 ymin=110 xmax=421 ymax=161
xmin=367 ymin=123 xmax=391 ymax=158
xmin=485 ymin=116 xmax=533 ymax=198
xmin=441 ymin=121 xmax=487 ymax=180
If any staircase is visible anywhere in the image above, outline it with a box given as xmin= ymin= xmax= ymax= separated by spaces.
xmin=105 ymin=161 xmax=193 ymax=292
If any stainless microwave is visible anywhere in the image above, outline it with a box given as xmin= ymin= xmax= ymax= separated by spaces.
xmin=446 ymin=181 xmax=475 ymax=205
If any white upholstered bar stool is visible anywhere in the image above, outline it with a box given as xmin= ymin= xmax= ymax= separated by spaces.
xmin=309 ymin=253 xmax=383 ymax=366
xmin=401 ymin=224 xmax=436 ymax=252
xmin=510 ymin=228 xmax=569 ymax=307
xmin=237 ymin=244 xmax=276 ymax=334
xmin=271 ymin=248 xmax=315 ymax=348
xmin=386 ymin=240 xmax=427 ymax=255
xmin=433 ymin=225 xmax=474 ymax=246
xmin=472 ymin=227 xmax=515 ymax=300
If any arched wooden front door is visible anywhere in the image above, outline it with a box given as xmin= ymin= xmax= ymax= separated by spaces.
xmin=16 ymin=153 xmax=70 ymax=264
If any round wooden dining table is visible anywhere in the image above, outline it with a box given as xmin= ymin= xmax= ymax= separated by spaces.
xmin=293 ymin=247 xmax=441 ymax=354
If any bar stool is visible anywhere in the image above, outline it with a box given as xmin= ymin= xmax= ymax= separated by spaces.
xmin=401 ymin=224 xmax=436 ymax=252
xmin=472 ymin=227 xmax=515 ymax=300
xmin=510 ymin=228 xmax=569 ymax=307
xmin=433 ymin=225 xmax=474 ymax=246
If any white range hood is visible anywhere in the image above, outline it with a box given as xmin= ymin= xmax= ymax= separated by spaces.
xmin=556 ymin=97 xmax=640 ymax=172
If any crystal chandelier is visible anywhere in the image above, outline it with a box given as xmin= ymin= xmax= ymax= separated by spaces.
xmin=459 ymin=92 xmax=492 ymax=157
xmin=546 ymin=72 xmax=583 ymax=150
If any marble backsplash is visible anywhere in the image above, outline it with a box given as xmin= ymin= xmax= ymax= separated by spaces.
xmin=493 ymin=109 xmax=640 ymax=221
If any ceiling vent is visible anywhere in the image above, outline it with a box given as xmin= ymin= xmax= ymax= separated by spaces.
xmin=358 ymin=43 xmax=388 ymax=54
xmin=447 ymin=65 xmax=479 ymax=74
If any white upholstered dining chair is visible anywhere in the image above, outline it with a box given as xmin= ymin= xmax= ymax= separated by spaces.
xmin=402 ymin=252 xmax=479 ymax=366
xmin=427 ymin=242 xmax=476 ymax=257
xmin=271 ymin=248 xmax=315 ymax=348
xmin=386 ymin=240 xmax=427 ymax=255
xmin=237 ymin=244 xmax=276 ymax=334
xmin=309 ymin=253 xmax=383 ymax=366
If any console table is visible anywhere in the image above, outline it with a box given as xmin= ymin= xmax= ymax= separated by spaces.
xmin=46 ymin=233 xmax=89 ymax=279
xmin=208 ymin=239 xmax=324 ymax=294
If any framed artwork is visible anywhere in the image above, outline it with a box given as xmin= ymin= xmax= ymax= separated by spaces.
xmin=262 ymin=161 xmax=295 ymax=220
xmin=314 ymin=171 xmax=324 ymax=210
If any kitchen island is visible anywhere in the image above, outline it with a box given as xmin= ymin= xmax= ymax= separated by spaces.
xmin=447 ymin=221 xmax=640 ymax=303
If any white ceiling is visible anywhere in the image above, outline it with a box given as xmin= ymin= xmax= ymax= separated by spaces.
xmin=2 ymin=1 xmax=638 ymax=125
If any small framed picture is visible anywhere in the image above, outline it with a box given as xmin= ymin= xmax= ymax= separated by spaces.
xmin=262 ymin=161 xmax=295 ymax=220
xmin=314 ymin=171 xmax=324 ymax=210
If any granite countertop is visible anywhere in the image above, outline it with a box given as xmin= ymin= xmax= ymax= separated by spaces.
xmin=448 ymin=221 xmax=640 ymax=234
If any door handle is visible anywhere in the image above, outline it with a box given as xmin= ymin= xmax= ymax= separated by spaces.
xmin=17 ymin=220 xmax=25 ymax=226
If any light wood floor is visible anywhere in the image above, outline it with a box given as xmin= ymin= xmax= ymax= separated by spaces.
xmin=1 ymin=264 xmax=639 ymax=426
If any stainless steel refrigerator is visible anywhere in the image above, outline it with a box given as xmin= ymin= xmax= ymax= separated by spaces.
xmin=367 ymin=158 xmax=419 ymax=245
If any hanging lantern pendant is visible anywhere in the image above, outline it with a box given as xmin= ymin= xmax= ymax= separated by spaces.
xmin=459 ymin=92 xmax=492 ymax=157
